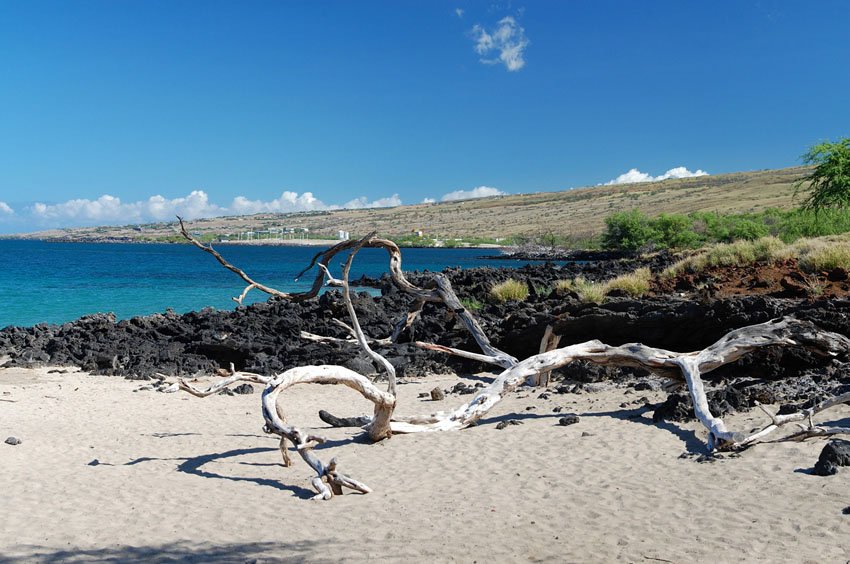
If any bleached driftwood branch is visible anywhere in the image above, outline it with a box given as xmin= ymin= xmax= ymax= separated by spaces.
xmin=339 ymin=233 xmax=397 ymax=398
xmin=748 ymin=391 xmax=850 ymax=444
xmin=388 ymin=317 xmax=850 ymax=442
xmin=174 ymin=220 xmax=850 ymax=499
xmin=178 ymin=219 xmax=514 ymax=360
xmin=175 ymin=372 xmax=271 ymax=397
xmin=177 ymin=218 xmax=290 ymax=305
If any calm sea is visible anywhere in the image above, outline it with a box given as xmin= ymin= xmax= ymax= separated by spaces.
xmin=0 ymin=240 xmax=531 ymax=328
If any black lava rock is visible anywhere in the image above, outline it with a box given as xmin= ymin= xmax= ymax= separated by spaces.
xmin=496 ymin=419 xmax=524 ymax=430
xmin=813 ymin=439 xmax=850 ymax=476
xmin=232 ymin=383 xmax=254 ymax=395
xmin=558 ymin=415 xmax=580 ymax=426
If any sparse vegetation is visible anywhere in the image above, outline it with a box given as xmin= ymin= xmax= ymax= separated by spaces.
xmin=460 ymin=297 xmax=484 ymax=311
xmin=489 ymin=279 xmax=529 ymax=303
xmin=605 ymin=267 xmax=652 ymax=297
xmin=555 ymin=276 xmax=607 ymax=304
xmin=555 ymin=268 xmax=652 ymax=304
xmin=16 ymin=167 xmax=806 ymax=245
xmin=390 ymin=234 xmax=438 ymax=247
xmin=800 ymin=273 xmax=826 ymax=297
xmin=662 ymin=237 xmax=788 ymax=278
xmin=797 ymin=240 xmax=850 ymax=272
xmin=662 ymin=234 xmax=850 ymax=278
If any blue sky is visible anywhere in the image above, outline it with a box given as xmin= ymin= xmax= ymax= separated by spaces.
xmin=0 ymin=1 xmax=848 ymax=232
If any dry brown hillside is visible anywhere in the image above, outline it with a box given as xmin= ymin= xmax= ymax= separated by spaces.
xmin=18 ymin=166 xmax=807 ymax=242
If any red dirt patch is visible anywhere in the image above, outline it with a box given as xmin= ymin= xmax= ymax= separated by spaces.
xmin=651 ymin=259 xmax=850 ymax=300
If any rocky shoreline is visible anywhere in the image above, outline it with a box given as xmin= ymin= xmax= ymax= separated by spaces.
xmin=2 ymin=255 xmax=850 ymax=424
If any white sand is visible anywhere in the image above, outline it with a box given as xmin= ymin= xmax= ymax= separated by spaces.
xmin=2 ymin=367 xmax=849 ymax=563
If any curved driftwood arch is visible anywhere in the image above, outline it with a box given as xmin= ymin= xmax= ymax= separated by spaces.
xmin=172 ymin=222 xmax=850 ymax=499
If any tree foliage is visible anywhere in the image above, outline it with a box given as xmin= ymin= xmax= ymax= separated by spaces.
xmin=796 ymin=138 xmax=850 ymax=211
xmin=602 ymin=210 xmax=656 ymax=251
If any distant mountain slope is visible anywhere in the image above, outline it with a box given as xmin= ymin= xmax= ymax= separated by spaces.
xmin=16 ymin=166 xmax=807 ymax=242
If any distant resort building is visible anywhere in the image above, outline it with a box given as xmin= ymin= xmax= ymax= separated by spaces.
xmin=226 ymin=226 xmax=313 ymax=242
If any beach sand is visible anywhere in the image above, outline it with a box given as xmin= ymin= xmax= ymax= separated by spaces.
xmin=2 ymin=366 xmax=849 ymax=563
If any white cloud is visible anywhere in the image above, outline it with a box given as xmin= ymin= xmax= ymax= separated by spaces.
xmin=455 ymin=8 xmax=464 ymax=18
xmin=229 ymin=192 xmax=325 ymax=215
xmin=470 ymin=16 xmax=529 ymax=72
xmin=338 ymin=194 xmax=401 ymax=209
xmin=0 ymin=201 xmax=13 ymax=215
xmin=30 ymin=191 xmax=224 ymax=223
xmin=26 ymin=190 xmax=404 ymax=227
xmin=604 ymin=166 xmax=709 ymax=185
xmin=441 ymin=186 xmax=506 ymax=201
xmin=421 ymin=197 xmax=436 ymax=204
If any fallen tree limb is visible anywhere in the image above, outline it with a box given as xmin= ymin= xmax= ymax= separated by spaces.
xmin=175 ymin=372 xmax=271 ymax=397
xmin=173 ymin=220 xmax=850 ymax=499
xmin=328 ymin=317 xmax=850 ymax=444
xmin=177 ymin=218 xmax=290 ymax=304
xmin=179 ymin=222 xmax=514 ymax=361
xmin=339 ymin=233 xmax=397 ymax=399
xmin=415 ymin=341 xmax=508 ymax=366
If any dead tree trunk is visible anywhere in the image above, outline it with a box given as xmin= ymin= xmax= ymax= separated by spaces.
xmin=171 ymin=222 xmax=850 ymax=499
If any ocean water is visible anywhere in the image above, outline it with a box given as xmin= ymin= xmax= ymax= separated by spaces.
xmin=0 ymin=240 xmax=533 ymax=328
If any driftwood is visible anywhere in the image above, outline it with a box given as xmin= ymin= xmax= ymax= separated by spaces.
xmin=173 ymin=225 xmax=850 ymax=499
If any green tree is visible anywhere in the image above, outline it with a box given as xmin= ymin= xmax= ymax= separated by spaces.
xmin=602 ymin=209 xmax=657 ymax=251
xmin=795 ymin=138 xmax=850 ymax=211
xmin=653 ymin=213 xmax=701 ymax=248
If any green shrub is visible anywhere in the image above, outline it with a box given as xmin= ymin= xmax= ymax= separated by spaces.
xmin=725 ymin=217 xmax=770 ymax=241
xmin=602 ymin=210 xmax=658 ymax=251
xmin=653 ymin=214 xmax=700 ymax=248
xmin=776 ymin=208 xmax=850 ymax=241
xmin=489 ymin=279 xmax=529 ymax=303
xmin=603 ymin=207 xmax=850 ymax=252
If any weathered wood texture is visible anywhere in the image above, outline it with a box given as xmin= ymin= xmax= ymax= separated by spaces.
xmin=174 ymin=227 xmax=850 ymax=499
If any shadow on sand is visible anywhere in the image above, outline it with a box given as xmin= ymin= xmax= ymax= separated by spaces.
xmin=124 ymin=447 xmax=315 ymax=499
xmin=582 ymin=406 xmax=707 ymax=454
xmin=2 ymin=540 xmax=326 ymax=563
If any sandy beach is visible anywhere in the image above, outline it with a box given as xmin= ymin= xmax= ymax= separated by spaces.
xmin=1 ymin=366 xmax=849 ymax=563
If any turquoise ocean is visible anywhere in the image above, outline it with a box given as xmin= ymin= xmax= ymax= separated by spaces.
xmin=0 ymin=240 xmax=532 ymax=328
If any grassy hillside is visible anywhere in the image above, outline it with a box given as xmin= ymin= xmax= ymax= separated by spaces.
xmin=17 ymin=166 xmax=808 ymax=243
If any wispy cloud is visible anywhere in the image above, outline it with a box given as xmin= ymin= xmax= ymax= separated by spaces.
xmin=604 ymin=166 xmax=709 ymax=185
xmin=455 ymin=8 xmax=464 ymax=18
xmin=441 ymin=186 xmax=506 ymax=201
xmin=421 ymin=197 xmax=436 ymax=204
xmin=470 ymin=16 xmax=529 ymax=72
xmin=0 ymin=201 xmax=13 ymax=215
xmin=25 ymin=190 xmax=403 ymax=228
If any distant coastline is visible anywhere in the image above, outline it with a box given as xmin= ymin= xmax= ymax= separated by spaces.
xmin=0 ymin=235 xmax=510 ymax=250
xmin=0 ymin=166 xmax=806 ymax=248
